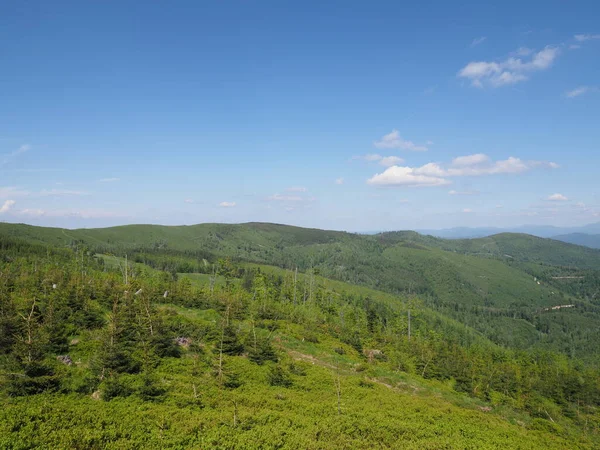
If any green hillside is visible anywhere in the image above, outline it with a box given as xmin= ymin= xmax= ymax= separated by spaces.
xmin=2 ymin=221 xmax=600 ymax=360
xmin=1 ymin=235 xmax=599 ymax=448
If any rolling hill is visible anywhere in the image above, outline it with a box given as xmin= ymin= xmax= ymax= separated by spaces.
xmin=2 ymin=222 xmax=600 ymax=448
xmin=553 ymin=233 xmax=600 ymax=249
xmin=2 ymin=221 xmax=600 ymax=360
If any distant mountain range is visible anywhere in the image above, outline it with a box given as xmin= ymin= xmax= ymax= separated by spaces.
xmin=552 ymin=233 xmax=600 ymax=249
xmin=415 ymin=222 xmax=600 ymax=248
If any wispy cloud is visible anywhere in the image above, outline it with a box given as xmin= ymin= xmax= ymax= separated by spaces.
xmin=335 ymin=178 xmax=344 ymax=185
xmin=548 ymin=193 xmax=568 ymax=201
xmin=448 ymin=189 xmax=479 ymax=196
xmin=565 ymin=86 xmax=598 ymax=98
xmin=514 ymin=47 xmax=534 ymax=56
xmin=99 ymin=177 xmax=120 ymax=182
xmin=286 ymin=186 xmax=307 ymax=192
xmin=219 ymin=201 xmax=236 ymax=208
xmin=0 ymin=186 xmax=29 ymax=199
xmin=574 ymin=34 xmax=600 ymax=42
xmin=268 ymin=194 xmax=304 ymax=202
xmin=14 ymin=208 xmax=126 ymax=219
xmin=373 ymin=130 xmax=428 ymax=151
xmin=458 ymin=45 xmax=560 ymax=87
xmin=0 ymin=200 xmax=15 ymax=214
xmin=39 ymin=189 xmax=88 ymax=197
xmin=0 ymin=186 xmax=89 ymax=199
xmin=354 ymin=153 xmax=405 ymax=167
xmin=470 ymin=36 xmax=487 ymax=47
xmin=1 ymin=144 xmax=30 ymax=166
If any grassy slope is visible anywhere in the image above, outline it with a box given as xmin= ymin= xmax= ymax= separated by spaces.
xmin=1 ymin=305 xmax=593 ymax=450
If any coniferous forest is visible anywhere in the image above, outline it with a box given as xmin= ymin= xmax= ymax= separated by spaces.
xmin=1 ymin=223 xmax=600 ymax=448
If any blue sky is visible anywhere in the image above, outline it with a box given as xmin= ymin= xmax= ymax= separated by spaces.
xmin=1 ymin=0 xmax=599 ymax=231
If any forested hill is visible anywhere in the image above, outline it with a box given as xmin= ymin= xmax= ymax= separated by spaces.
xmin=2 ymin=223 xmax=600 ymax=447
xmin=2 ymin=221 xmax=600 ymax=268
xmin=2 ymin=220 xmax=600 ymax=361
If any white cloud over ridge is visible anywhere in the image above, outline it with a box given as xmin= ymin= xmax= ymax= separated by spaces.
xmin=0 ymin=200 xmax=16 ymax=214
xmin=367 ymin=154 xmax=559 ymax=187
xmin=458 ymin=46 xmax=560 ymax=87
xmin=368 ymin=166 xmax=450 ymax=187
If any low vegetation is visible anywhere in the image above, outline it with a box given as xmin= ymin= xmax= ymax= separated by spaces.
xmin=1 ymin=232 xmax=599 ymax=448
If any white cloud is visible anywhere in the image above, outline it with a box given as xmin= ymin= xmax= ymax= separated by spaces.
xmin=379 ymin=156 xmax=404 ymax=167
xmin=268 ymin=194 xmax=304 ymax=202
xmin=0 ymin=200 xmax=15 ymax=214
xmin=16 ymin=144 xmax=31 ymax=154
xmin=356 ymin=154 xmax=405 ymax=167
xmin=569 ymin=44 xmax=582 ymax=50
xmin=367 ymin=154 xmax=559 ymax=187
xmin=462 ymin=208 xmax=473 ymax=213
xmin=574 ymin=34 xmax=600 ymax=42
xmin=219 ymin=202 xmax=236 ymax=208
xmin=99 ymin=177 xmax=120 ymax=182
xmin=335 ymin=178 xmax=344 ymax=185
xmin=548 ymin=193 xmax=568 ymax=201
xmin=565 ymin=86 xmax=597 ymax=98
xmin=514 ymin=47 xmax=534 ymax=56
xmin=364 ymin=153 xmax=383 ymax=161
xmin=471 ymin=36 xmax=487 ymax=47
xmin=184 ymin=199 xmax=195 ymax=204
xmin=367 ymin=166 xmax=451 ymax=187
xmin=286 ymin=186 xmax=307 ymax=192
xmin=451 ymin=153 xmax=489 ymax=167
xmin=18 ymin=208 xmax=45 ymax=217
xmin=458 ymin=46 xmax=560 ymax=88
xmin=373 ymin=130 xmax=428 ymax=151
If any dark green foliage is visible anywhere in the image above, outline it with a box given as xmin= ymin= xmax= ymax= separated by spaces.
xmin=267 ymin=365 xmax=292 ymax=387
xmin=101 ymin=375 xmax=134 ymax=400
xmin=220 ymin=325 xmax=244 ymax=356
xmin=247 ymin=336 xmax=278 ymax=365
